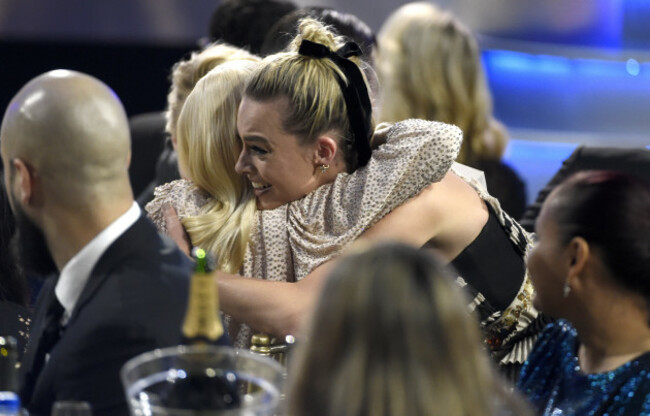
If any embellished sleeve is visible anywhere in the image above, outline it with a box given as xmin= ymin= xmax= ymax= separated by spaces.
xmin=516 ymin=321 xmax=573 ymax=410
xmin=144 ymin=179 xmax=210 ymax=234
xmin=286 ymin=119 xmax=463 ymax=279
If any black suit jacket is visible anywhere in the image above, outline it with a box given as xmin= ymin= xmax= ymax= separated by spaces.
xmin=19 ymin=214 xmax=226 ymax=416
xmin=520 ymin=145 xmax=650 ymax=232
xmin=128 ymin=112 xmax=168 ymax=197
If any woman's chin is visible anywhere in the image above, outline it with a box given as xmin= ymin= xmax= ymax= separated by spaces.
xmin=255 ymin=196 xmax=282 ymax=211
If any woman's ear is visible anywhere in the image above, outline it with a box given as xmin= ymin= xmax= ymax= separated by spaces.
xmin=313 ymin=135 xmax=338 ymax=166
xmin=567 ymin=236 xmax=590 ymax=288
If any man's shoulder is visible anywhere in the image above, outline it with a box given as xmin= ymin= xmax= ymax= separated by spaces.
xmin=83 ymin=215 xmax=192 ymax=314
xmin=105 ymin=215 xmax=192 ymax=274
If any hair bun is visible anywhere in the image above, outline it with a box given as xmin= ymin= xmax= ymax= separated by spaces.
xmin=290 ymin=18 xmax=340 ymax=53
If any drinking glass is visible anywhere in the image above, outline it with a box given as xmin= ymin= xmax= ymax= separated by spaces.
xmin=121 ymin=345 xmax=285 ymax=416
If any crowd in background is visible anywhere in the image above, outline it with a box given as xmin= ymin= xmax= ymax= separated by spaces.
xmin=1 ymin=0 xmax=649 ymax=415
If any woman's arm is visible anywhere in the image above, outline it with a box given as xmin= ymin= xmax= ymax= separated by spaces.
xmin=359 ymin=170 xmax=489 ymax=259
xmin=170 ymin=171 xmax=486 ymax=339
xmin=214 ymin=265 xmax=333 ymax=337
xmin=163 ymin=203 xmax=333 ymax=337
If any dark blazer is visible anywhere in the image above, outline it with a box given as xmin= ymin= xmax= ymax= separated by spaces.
xmin=19 ymin=214 xmax=226 ymax=416
xmin=520 ymin=145 xmax=650 ymax=232
xmin=128 ymin=112 xmax=168 ymax=197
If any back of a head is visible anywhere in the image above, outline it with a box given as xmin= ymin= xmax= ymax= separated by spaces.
xmin=208 ymin=0 xmax=297 ymax=55
xmin=549 ymin=170 xmax=650 ymax=297
xmin=245 ymin=17 xmax=373 ymax=172
xmin=166 ymin=43 xmax=259 ymax=139
xmin=177 ymin=59 xmax=258 ymax=201
xmin=176 ymin=59 xmax=260 ymax=273
xmin=288 ymin=242 xmax=507 ymax=416
xmin=377 ymin=2 xmax=505 ymax=163
xmin=261 ymin=7 xmax=376 ymax=60
xmin=1 ymin=70 xmax=131 ymax=205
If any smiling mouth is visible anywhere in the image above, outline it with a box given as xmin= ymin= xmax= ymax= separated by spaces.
xmin=251 ymin=181 xmax=271 ymax=192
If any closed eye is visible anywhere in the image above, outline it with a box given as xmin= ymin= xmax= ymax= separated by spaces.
xmin=249 ymin=145 xmax=268 ymax=155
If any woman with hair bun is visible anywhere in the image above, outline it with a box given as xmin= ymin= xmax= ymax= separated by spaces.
xmin=156 ymin=18 xmax=464 ymax=347
xmin=518 ymin=171 xmax=650 ymax=414
xmin=212 ymin=18 xmax=542 ymax=377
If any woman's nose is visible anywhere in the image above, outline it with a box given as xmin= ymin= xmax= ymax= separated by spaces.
xmin=235 ymin=149 xmax=250 ymax=175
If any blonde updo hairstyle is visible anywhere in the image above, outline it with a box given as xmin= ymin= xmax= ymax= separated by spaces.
xmin=377 ymin=2 xmax=506 ymax=164
xmin=244 ymin=18 xmax=374 ymax=172
xmin=175 ymin=59 xmax=260 ymax=273
xmin=166 ymin=43 xmax=259 ymax=140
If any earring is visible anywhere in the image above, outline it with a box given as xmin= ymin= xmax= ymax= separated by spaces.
xmin=320 ymin=164 xmax=330 ymax=173
xmin=562 ymin=282 xmax=571 ymax=298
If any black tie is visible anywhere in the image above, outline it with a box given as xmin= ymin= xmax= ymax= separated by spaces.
xmin=21 ymin=294 xmax=65 ymax=404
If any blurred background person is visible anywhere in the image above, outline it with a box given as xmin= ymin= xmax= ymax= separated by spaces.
xmin=518 ymin=170 xmax=650 ymax=415
xmin=376 ymin=2 xmax=527 ymax=219
xmin=0 ymin=178 xmax=31 ymax=358
xmin=288 ymin=242 xmax=533 ymax=416
xmin=206 ymin=0 xmax=297 ymax=55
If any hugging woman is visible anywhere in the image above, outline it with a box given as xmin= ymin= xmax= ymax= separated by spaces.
xmin=148 ymin=18 xmax=543 ymax=377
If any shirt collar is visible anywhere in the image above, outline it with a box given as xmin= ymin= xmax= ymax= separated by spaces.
xmin=55 ymin=202 xmax=141 ymax=323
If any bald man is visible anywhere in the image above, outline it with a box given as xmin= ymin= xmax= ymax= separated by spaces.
xmin=0 ymin=70 xmax=223 ymax=415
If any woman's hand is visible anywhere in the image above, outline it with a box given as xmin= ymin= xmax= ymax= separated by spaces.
xmin=163 ymin=204 xmax=192 ymax=257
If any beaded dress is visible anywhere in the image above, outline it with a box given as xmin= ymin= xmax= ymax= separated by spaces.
xmin=517 ymin=320 xmax=650 ymax=416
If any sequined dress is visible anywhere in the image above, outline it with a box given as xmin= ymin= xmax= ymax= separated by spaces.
xmin=517 ymin=320 xmax=650 ymax=416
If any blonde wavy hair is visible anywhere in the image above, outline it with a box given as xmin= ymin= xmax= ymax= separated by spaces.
xmin=377 ymin=2 xmax=506 ymax=164
xmin=175 ymin=60 xmax=259 ymax=273
xmin=165 ymin=42 xmax=258 ymax=139
xmin=244 ymin=18 xmax=374 ymax=172
xmin=288 ymin=243 xmax=531 ymax=416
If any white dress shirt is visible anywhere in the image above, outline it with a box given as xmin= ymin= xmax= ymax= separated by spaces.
xmin=55 ymin=202 xmax=141 ymax=325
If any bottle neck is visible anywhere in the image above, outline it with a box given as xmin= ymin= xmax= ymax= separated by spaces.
xmin=182 ymin=272 xmax=223 ymax=344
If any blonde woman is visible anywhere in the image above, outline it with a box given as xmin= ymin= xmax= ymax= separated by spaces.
xmin=157 ymin=20 xmax=539 ymax=379
xmin=146 ymin=59 xmax=260 ymax=273
xmin=137 ymin=43 xmax=259 ymax=205
xmin=156 ymin=19 xmax=464 ymax=348
xmin=288 ymin=242 xmax=533 ymax=416
xmin=166 ymin=43 xmax=259 ymax=177
xmin=207 ymin=18 xmax=542 ymax=381
xmin=376 ymin=2 xmax=526 ymax=218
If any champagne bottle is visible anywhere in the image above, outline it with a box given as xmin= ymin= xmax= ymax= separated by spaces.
xmin=181 ymin=247 xmax=224 ymax=345
xmin=163 ymin=248 xmax=240 ymax=410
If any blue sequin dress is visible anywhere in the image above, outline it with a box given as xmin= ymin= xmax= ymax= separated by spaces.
xmin=517 ymin=320 xmax=650 ymax=415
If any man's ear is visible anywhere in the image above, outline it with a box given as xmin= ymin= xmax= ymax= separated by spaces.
xmin=11 ymin=158 xmax=34 ymax=206
xmin=313 ymin=135 xmax=338 ymax=166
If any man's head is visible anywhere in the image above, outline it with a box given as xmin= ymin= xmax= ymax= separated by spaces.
xmin=1 ymin=70 xmax=132 ymax=275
